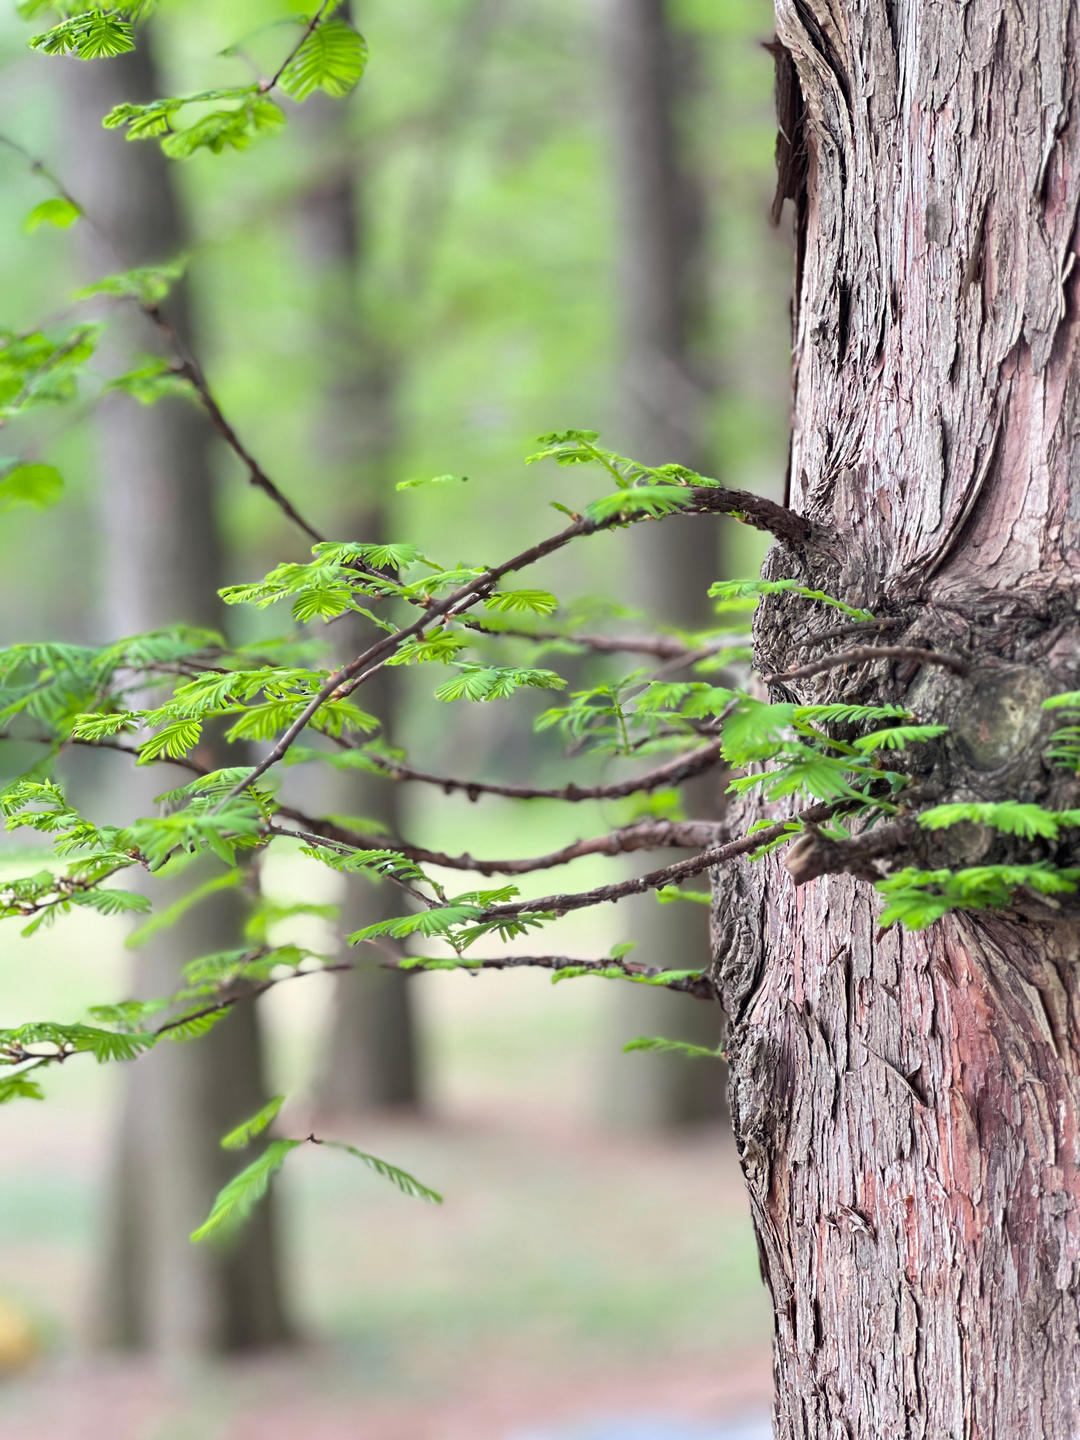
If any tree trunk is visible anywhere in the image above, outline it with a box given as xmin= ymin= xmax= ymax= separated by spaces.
xmin=716 ymin=0 xmax=1080 ymax=1429
xmin=602 ymin=0 xmax=725 ymax=1127
xmin=67 ymin=44 xmax=291 ymax=1353
xmin=296 ymin=82 xmax=422 ymax=1115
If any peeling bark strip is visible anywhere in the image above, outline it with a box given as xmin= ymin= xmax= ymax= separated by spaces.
xmin=711 ymin=0 xmax=1080 ymax=1431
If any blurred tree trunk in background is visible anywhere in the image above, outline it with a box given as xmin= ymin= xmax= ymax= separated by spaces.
xmin=67 ymin=44 xmax=291 ymax=1353
xmin=298 ymin=76 xmax=423 ymax=1115
xmin=601 ymin=0 xmax=727 ymax=1129
xmin=302 ymin=0 xmax=499 ymax=1115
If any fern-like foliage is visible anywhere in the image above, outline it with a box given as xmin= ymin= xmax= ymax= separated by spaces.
xmin=1044 ymin=691 xmax=1080 ymax=772
xmin=191 ymin=1132 xmax=440 ymax=1244
xmin=220 ymin=1095 xmax=285 ymax=1152
xmin=30 ymin=10 xmax=135 ymax=59
xmin=708 ymin=577 xmax=875 ymax=621
xmin=622 ymin=1035 xmax=723 ymax=1060
xmin=918 ymin=802 xmax=1080 ymax=841
xmin=719 ymin=698 xmax=932 ymax=808
xmin=190 ymin=1138 xmax=301 ymax=1243
xmin=876 ymin=865 xmax=1080 ymax=930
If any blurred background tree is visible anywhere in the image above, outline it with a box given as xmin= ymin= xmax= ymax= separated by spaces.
xmin=66 ymin=37 xmax=291 ymax=1354
xmin=600 ymin=0 xmax=725 ymax=1130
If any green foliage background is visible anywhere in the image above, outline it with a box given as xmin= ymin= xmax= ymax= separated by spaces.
xmin=0 ymin=0 xmax=790 ymax=653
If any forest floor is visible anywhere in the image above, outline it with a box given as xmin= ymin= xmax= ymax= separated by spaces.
xmin=0 ymin=860 xmax=774 ymax=1439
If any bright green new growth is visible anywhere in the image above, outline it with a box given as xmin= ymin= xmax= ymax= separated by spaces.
xmin=220 ymin=1094 xmax=286 ymax=1152
xmin=622 ymin=1036 xmax=724 ymax=1060
xmin=708 ymin=577 xmax=876 ymax=622
xmin=875 ymin=865 xmax=1080 ymax=931
xmin=190 ymin=1140 xmax=302 ymax=1243
xmin=191 ymin=1120 xmax=442 ymax=1242
xmin=918 ymin=802 xmax=1080 ymax=841
xmin=1044 ymin=691 xmax=1080 ymax=772
xmin=27 ymin=1 xmax=368 ymax=159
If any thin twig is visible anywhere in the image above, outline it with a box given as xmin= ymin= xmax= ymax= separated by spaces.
xmin=360 ymin=736 xmax=725 ymax=803
xmin=264 ymin=0 xmax=337 ymax=91
xmin=390 ymin=954 xmax=716 ymax=1000
xmin=451 ymin=802 xmax=837 ymax=925
xmin=0 ymin=124 xmax=326 ymax=547
xmin=765 ymin=645 xmax=968 ymax=685
xmin=7 ymin=943 xmax=714 ymax=1075
xmin=799 ymin=618 xmax=902 ymax=647
xmin=463 ymin=622 xmax=745 ymax=661
xmin=144 ymin=305 xmax=325 ymax=543
xmin=0 ymin=132 xmax=86 ymax=221
xmin=272 ymin=816 xmax=721 ymax=877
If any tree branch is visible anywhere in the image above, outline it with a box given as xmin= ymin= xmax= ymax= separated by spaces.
xmin=451 ymin=802 xmax=837 ymax=924
xmin=8 ymin=943 xmax=715 ymax=1076
xmin=143 ymin=304 xmax=326 ymax=544
xmin=213 ymin=473 xmax=814 ymax=808
xmin=0 ymin=132 xmax=327 ymax=548
xmin=360 ymin=736 xmax=725 ymax=802
xmin=273 ymin=816 xmax=722 ymax=877
xmin=765 ymin=645 xmax=968 ymax=684
xmin=798 ymin=618 xmax=902 ymax=647
xmin=687 ymin=485 xmax=812 ymax=546
xmin=462 ymin=621 xmax=745 ymax=661
xmin=391 ymin=954 xmax=716 ymax=999
xmin=783 ymin=817 xmax=919 ymax=886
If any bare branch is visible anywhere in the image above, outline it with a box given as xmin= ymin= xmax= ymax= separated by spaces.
xmin=391 ymin=954 xmax=716 ymax=1000
xmin=783 ymin=817 xmax=919 ymax=886
xmin=273 ymin=816 xmax=721 ymax=877
xmin=798 ymin=618 xmax=902 ymax=647
xmin=361 ymin=736 xmax=725 ymax=802
xmin=143 ymin=304 xmax=326 ymax=544
xmin=461 ymin=802 xmax=837 ymax=924
xmin=765 ymin=644 xmax=968 ymax=685
xmin=688 ymin=485 xmax=812 ymax=547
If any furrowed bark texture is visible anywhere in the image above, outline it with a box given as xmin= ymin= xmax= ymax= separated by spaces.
xmin=712 ymin=0 xmax=1080 ymax=1430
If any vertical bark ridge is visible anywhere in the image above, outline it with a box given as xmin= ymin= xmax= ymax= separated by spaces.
xmin=775 ymin=0 xmax=1080 ymax=597
xmin=718 ymin=849 xmax=1080 ymax=1436
xmin=717 ymin=0 xmax=1080 ymax=1428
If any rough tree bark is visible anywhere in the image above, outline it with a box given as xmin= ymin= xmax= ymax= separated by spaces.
xmin=298 ymin=82 xmax=422 ymax=1116
xmin=714 ymin=0 xmax=1080 ymax=1431
xmin=67 ymin=45 xmax=290 ymax=1352
xmin=602 ymin=0 xmax=725 ymax=1127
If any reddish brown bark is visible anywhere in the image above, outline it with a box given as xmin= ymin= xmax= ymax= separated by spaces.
xmin=713 ymin=0 xmax=1080 ymax=1429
